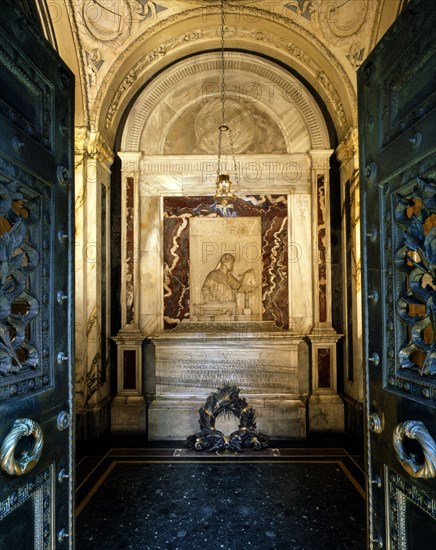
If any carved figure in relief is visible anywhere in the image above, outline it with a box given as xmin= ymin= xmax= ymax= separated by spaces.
xmin=201 ymin=253 xmax=257 ymax=316
xmin=201 ymin=253 xmax=241 ymax=304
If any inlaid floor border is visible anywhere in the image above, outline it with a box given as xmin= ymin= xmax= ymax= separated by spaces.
xmin=75 ymin=447 xmax=366 ymax=516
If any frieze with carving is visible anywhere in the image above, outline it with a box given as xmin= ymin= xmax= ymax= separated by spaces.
xmin=88 ymin=4 xmax=356 ymax=133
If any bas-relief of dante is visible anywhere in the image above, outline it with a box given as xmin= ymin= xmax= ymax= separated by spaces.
xmin=201 ymin=253 xmax=257 ymax=313
xmin=201 ymin=253 xmax=241 ymax=304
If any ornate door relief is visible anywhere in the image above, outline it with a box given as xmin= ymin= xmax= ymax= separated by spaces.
xmin=308 ymin=150 xmax=344 ymax=432
xmin=0 ymin=1 xmax=74 ymax=543
xmin=74 ymin=129 xmax=114 ymax=437
xmin=359 ymin=1 xmax=436 ymax=545
xmin=112 ymin=152 xmax=145 ymax=434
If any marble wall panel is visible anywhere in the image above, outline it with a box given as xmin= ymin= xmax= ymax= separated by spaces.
xmin=139 ymin=195 xmax=161 ymax=334
xmin=163 ymin=195 xmax=288 ymax=328
xmin=163 ymin=100 xmax=287 ymax=155
xmin=125 ymin=176 xmax=135 ymax=324
xmin=154 ymin=342 xmax=300 ymax=398
xmin=317 ymin=175 xmax=328 ymax=323
xmin=261 ymin=200 xmax=289 ymax=328
xmin=289 ymin=194 xmax=313 ymax=333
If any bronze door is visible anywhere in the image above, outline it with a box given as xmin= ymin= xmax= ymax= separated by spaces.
xmin=0 ymin=1 xmax=74 ymax=547
xmin=359 ymin=0 xmax=436 ymax=547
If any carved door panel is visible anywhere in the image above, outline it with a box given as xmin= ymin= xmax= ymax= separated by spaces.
xmin=0 ymin=2 xmax=74 ymax=548
xmin=358 ymin=0 xmax=436 ymax=547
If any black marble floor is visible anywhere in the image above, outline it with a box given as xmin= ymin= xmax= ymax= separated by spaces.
xmin=75 ymin=443 xmax=366 ymax=550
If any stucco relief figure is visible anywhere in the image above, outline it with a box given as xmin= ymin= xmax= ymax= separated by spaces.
xmin=201 ymin=254 xmax=257 ymax=318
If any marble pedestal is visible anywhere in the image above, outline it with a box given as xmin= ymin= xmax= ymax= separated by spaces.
xmin=148 ymin=322 xmax=307 ymax=440
xmin=308 ymin=394 xmax=345 ymax=432
xmin=111 ymin=396 xmax=147 ymax=434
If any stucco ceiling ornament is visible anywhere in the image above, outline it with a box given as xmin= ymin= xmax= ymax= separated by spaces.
xmin=313 ymin=0 xmax=382 ymax=72
xmin=105 ymin=33 xmax=201 ymax=129
xmin=79 ymin=0 xmax=133 ymax=48
xmin=346 ymin=40 xmax=365 ymax=69
xmin=285 ymin=0 xmax=317 ymax=22
xmin=85 ymin=48 xmax=104 ymax=87
xmin=318 ymin=0 xmax=368 ymax=39
xmin=195 ymin=99 xmax=255 ymax=154
xmin=249 ymin=30 xmax=348 ymax=130
xmin=95 ymin=4 xmax=356 ymax=134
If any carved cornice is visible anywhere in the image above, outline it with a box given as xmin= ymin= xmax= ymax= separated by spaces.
xmin=91 ymin=5 xmax=356 ymax=134
xmin=335 ymin=127 xmax=359 ymax=165
xmin=105 ymin=31 xmax=202 ymax=130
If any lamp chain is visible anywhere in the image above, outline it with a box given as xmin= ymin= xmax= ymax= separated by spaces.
xmin=220 ymin=0 xmax=226 ymax=128
xmin=229 ymin=129 xmax=239 ymax=188
xmin=217 ymin=0 xmax=239 ymax=188
xmin=217 ymin=0 xmax=226 ymax=179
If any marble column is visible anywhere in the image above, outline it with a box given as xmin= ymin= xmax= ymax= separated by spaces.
xmin=307 ymin=150 xmax=344 ymax=432
xmin=111 ymin=151 xmax=146 ymax=433
xmin=75 ymin=128 xmax=114 ymax=438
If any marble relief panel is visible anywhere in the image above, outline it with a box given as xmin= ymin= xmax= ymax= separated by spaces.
xmin=189 ymin=217 xmax=262 ymax=322
xmin=163 ymin=195 xmax=288 ymax=329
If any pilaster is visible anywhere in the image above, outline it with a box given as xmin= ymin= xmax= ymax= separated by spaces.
xmin=75 ymin=128 xmax=114 ymax=438
xmin=308 ymin=149 xmax=344 ymax=432
xmin=111 ymin=151 xmax=145 ymax=434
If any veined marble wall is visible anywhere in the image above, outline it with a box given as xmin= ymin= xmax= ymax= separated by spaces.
xmin=163 ymin=195 xmax=288 ymax=329
xmin=112 ymin=51 xmax=344 ymax=438
xmin=111 ymin=152 xmax=345 ymax=436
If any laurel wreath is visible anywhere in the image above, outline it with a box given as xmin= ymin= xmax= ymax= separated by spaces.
xmin=187 ymin=383 xmax=269 ymax=452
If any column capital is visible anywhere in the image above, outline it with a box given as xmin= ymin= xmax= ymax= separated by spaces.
xmin=335 ymin=127 xmax=358 ymax=168
xmin=75 ymin=127 xmax=114 ymax=166
xmin=308 ymin=150 xmax=334 ymax=172
xmin=118 ymin=151 xmax=142 ymax=174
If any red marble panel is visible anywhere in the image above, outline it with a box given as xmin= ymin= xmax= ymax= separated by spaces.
xmin=123 ymin=349 xmax=136 ymax=390
xmin=126 ymin=176 xmax=135 ymax=324
xmin=317 ymin=348 xmax=331 ymax=389
xmin=163 ymin=195 xmax=289 ymax=328
xmin=317 ymin=175 xmax=327 ymax=323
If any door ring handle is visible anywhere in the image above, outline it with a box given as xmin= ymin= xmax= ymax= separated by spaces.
xmin=393 ymin=420 xmax=436 ymax=479
xmin=0 ymin=418 xmax=44 ymax=476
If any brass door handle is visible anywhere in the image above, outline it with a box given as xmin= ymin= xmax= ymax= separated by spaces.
xmin=393 ymin=420 xmax=436 ymax=479
xmin=0 ymin=418 xmax=44 ymax=476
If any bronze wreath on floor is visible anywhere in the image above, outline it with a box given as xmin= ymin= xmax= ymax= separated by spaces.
xmin=186 ymin=383 xmax=269 ymax=452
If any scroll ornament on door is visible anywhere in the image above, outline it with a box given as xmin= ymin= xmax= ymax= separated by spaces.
xmin=393 ymin=420 xmax=436 ymax=479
